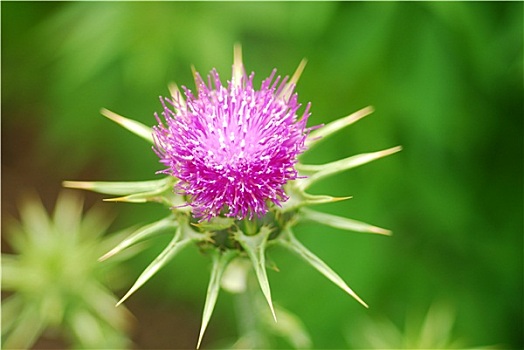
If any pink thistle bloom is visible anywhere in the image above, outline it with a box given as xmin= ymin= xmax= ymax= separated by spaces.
xmin=64 ymin=46 xmax=400 ymax=349
xmin=153 ymin=52 xmax=311 ymax=220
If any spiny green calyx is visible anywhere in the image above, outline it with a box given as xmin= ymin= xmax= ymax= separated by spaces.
xmin=63 ymin=45 xmax=401 ymax=349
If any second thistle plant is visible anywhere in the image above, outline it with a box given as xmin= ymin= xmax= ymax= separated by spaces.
xmin=64 ymin=45 xmax=401 ymax=348
xmin=1 ymin=191 xmax=133 ymax=349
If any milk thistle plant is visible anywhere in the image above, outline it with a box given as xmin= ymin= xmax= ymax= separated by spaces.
xmin=1 ymin=191 xmax=133 ymax=349
xmin=64 ymin=45 xmax=401 ymax=348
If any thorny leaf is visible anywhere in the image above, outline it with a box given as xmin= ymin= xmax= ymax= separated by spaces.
xmin=197 ymin=250 xmax=238 ymax=349
xmin=234 ymin=226 xmax=277 ymax=322
xmin=277 ymin=228 xmax=368 ymax=308
xmin=101 ymin=108 xmax=153 ymax=144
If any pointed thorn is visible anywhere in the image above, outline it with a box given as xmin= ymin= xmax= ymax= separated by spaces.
xmin=62 ymin=181 xmax=91 ymax=190
xmin=100 ymin=108 xmax=153 ymax=143
xmin=349 ymin=106 xmax=375 ymax=123
xmin=360 ymin=299 xmax=369 ymax=308
xmin=234 ymin=43 xmax=242 ymax=67
xmin=269 ymin=302 xmax=278 ymax=323
xmin=289 ymin=58 xmax=307 ymax=87
xmin=280 ymin=59 xmax=307 ymax=101
xmin=115 ymin=291 xmax=132 ymax=307
xmin=370 ymin=227 xmax=392 ymax=236
xmin=306 ymin=106 xmax=376 ymax=148
xmin=379 ymin=145 xmax=403 ymax=157
xmin=258 ymin=276 xmax=277 ymax=323
xmin=346 ymin=105 xmax=374 ymax=121
xmin=98 ymin=249 xmax=116 ymax=262
xmin=168 ymin=82 xmax=179 ymax=98
xmin=102 ymin=197 xmax=123 ymax=202
xmin=103 ymin=197 xmax=147 ymax=203
xmin=330 ymin=196 xmax=353 ymax=202
xmin=337 ymin=196 xmax=353 ymax=201
xmin=191 ymin=65 xmax=202 ymax=89
xmin=196 ymin=335 xmax=203 ymax=349
xmin=232 ymin=43 xmax=243 ymax=87
xmin=343 ymin=285 xmax=368 ymax=308
xmin=100 ymin=108 xmax=121 ymax=123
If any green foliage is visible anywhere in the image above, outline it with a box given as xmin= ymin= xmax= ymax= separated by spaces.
xmin=347 ymin=301 xmax=497 ymax=349
xmin=1 ymin=192 xmax=133 ymax=349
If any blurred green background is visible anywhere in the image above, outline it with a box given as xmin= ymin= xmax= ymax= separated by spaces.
xmin=2 ymin=1 xmax=522 ymax=349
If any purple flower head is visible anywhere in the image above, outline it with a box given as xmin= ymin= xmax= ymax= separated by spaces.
xmin=153 ymin=54 xmax=311 ymax=220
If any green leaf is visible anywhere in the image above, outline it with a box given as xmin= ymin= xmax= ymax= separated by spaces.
xmin=18 ymin=194 xmax=52 ymax=244
xmin=417 ymin=302 xmax=456 ymax=349
xmin=40 ymin=288 xmax=64 ymax=326
xmin=277 ymin=229 xmax=368 ymax=308
xmin=300 ymin=208 xmax=391 ymax=235
xmin=306 ymin=106 xmax=375 ymax=150
xmin=79 ymin=204 xmax=114 ymax=240
xmin=1 ymin=254 xmax=20 ymax=289
xmin=63 ymin=177 xmax=174 ymax=196
xmin=116 ymin=221 xmax=207 ymax=306
xmin=234 ymin=226 xmax=277 ymax=322
xmin=2 ymin=302 xmax=46 ymax=350
xmin=99 ymin=216 xmax=178 ymax=262
xmin=197 ymin=250 xmax=238 ymax=349
xmin=82 ymin=282 xmax=130 ymax=331
xmin=1 ymin=295 xmax=23 ymax=337
xmin=2 ymin=218 xmax=29 ymax=254
xmin=70 ymin=308 xmax=104 ymax=348
xmin=101 ymin=108 xmax=153 ymax=144
xmin=52 ymin=190 xmax=83 ymax=238
xmin=298 ymin=146 xmax=402 ymax=191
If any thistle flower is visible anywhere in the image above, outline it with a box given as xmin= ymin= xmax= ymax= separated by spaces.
xmin=1 ymin=191 xmax=133 ymax=349
xmin=152 ymin=51 xmax=310 ymax=220
xmin=64 ymin=44 xmax=401 ymax=348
